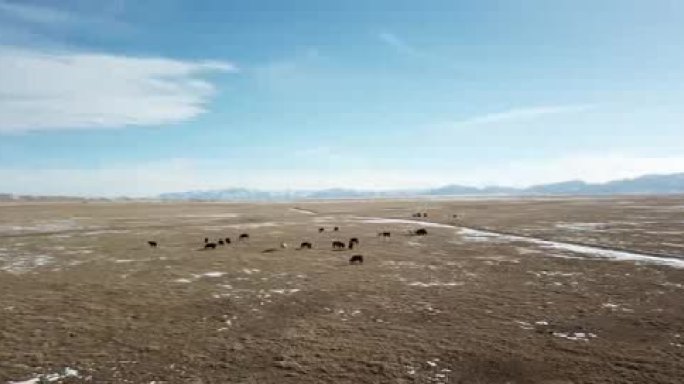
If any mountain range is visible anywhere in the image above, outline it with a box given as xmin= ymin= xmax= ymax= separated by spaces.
xmin=156 ymin=172 xmax=684 ymax=201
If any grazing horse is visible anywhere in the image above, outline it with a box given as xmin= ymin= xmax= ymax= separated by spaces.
xmin=378 ymin=231 xmax=391 ymax=238
xmin=204 ymin=242 xmax=217 ymax=249
xmin=415 ymin=228 xmax=428 ymax=236
xmin=349 ymin=255 xmax=364 ymax=265
xmin=218 ymin=239 xmax=225 ymax=245
xmin=318 ymin=227 xmax=325 ymax=233
xmin=147 ymin=241 xmax=158 ymax=248
xmin=299 ymin=242 xmax=312 ymax=249
xmin=334 ymin=226 xmax=340 ymax=232
xmin=332 ymin=241 xmax=346 ymax=250
xmin=239 ymin=233 xmax=250 ymax=241
xmin=225 ymin=237 xmax=232 ymax=244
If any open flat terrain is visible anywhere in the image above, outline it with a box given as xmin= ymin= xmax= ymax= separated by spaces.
xmin=1 ymin=197 xmax=684 ymax=383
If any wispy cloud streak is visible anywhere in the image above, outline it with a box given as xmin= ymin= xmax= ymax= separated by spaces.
xmin=378 ymin=32 xmax=422 ymax=57
xmin=453 ymin=105 xmax=593 ymax=127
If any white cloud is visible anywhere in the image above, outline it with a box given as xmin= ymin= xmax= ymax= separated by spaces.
xmin=453 ymin=105 xmax=593 ymax=127
xmin=1 ymin=153 xmax=683 ymax=197
xmin=0 ymin=47 xmax=236 ymax=132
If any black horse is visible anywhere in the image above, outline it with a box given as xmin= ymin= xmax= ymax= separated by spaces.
xmin=299 ymin=242 xmax=312 ymax=249
xmin=332 ymin=241 xmax=346 ymax=249
xmin=239 ymin=233 xmax=250 ymax=241
xmin=147 ymin=241 xmax=158 ymax=248
xmin=204 ymin=243 xmax=217 ymax=249
xmin=349 ymin=255 xmax=364 ymax=265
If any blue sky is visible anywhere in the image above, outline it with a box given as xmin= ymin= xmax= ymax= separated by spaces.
xmin=1 ymin=0 xmax=683 ymax=196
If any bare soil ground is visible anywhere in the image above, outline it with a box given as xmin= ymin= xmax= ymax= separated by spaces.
xmin=1 ymin=196 xmax=683 ymax=383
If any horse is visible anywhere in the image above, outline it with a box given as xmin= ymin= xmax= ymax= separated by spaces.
xmin=349 ymin=255 xmax=364 ymax=265
xmin=332 ymin=241 xmax=346 ymax=250
xmin=415 ymin=228 xmax=428 ymax=236
xmin=225 ymin=237 xmax=232 ymax=244
xmin=377 ymin=231 xmax=391 ymax=238
xmin=334 ymin=226 xmax=340 ymax=232
xmin=147 ymin=241 xmax=158 ymax=248
xmin=299 ymin=242 xmax=312 ymax=249
xmin=239 ymin=233 xmax=250 ymax=241
xmin=218 ymin=239 xmax=225 ymax=245
xmin=204 ymin=243 xmax=217 ymax=249
xmin=318 ymin=227 xmax=325 ymax=233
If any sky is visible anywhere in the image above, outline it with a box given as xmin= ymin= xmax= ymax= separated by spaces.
xmin=0 ymin=0 xmax=683 ymax=197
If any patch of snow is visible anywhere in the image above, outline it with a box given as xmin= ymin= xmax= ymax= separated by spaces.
xmin=555 ymin=222 xmax=605 ymax=231
xmin=290 ymin=208 xmax=316 ymax=215
xmin=461 ymin=228 xmax=684 ymax=268
xmin=515 ymin=320 xmax=534 ymax=330
xmin=202 ymin=271 xmax=226 ymax=278
xmin=0 ymin=220 xmax=84 ymax=235
xmin=553 ymin=331 xmax=597 ymax=341
xmin=357 ymin=217 xmax=455 ymax=228
xmin=8 ymin=367 xmax=80 ymax=384
xmin=1 ymin=254 xmax=54 ymax=274
xmin=270 ymin=288 xmax=300 ymax=294
xmin=408 ymin=281 xmax=464 ymax=287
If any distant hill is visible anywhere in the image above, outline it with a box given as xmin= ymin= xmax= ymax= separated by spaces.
xmin=156 ymin=172 xmax=684 ymax=201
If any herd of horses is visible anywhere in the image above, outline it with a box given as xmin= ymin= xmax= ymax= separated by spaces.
xmin=145 ymin=220 xmax=431 ymax=265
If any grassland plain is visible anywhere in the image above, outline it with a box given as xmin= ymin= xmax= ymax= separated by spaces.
xmin=1 ymin=197 xmax=683 ymax=383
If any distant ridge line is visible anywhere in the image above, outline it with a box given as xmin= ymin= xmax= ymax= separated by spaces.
xmin=156 ymin=172 xmax=684 ymax=201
